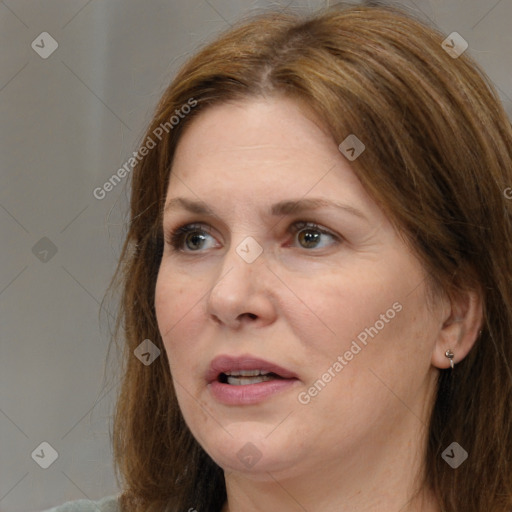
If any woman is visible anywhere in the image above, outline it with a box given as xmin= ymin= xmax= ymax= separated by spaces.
xmin=45 ymin=2 xmax=512 ymax=511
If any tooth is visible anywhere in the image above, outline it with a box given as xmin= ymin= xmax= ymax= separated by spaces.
xmin=224 ymin=370 xmax=270 ymax=377
xmin=239 ymin=370 xmax=267 ymax=377
xmin=227 ymin=374 xmax=274 ymax=385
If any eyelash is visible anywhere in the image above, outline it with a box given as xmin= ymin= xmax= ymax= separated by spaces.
xmin=165 ymin=221 xmax=340 ymax=253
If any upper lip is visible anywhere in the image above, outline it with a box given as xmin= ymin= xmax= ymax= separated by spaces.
xmin=206 ymin=354 xmax=298 ymax=383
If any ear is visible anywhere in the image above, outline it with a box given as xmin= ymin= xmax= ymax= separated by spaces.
xmin=431 ymin=287 xmax=484 ymax=369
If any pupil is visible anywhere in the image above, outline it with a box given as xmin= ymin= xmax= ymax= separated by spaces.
xmin=186 ymin=232 xmax=205 ymax=250
xmin=299 ymin=230 xmax=319 ymax=248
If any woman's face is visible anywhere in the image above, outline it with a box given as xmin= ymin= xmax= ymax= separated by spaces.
xmin=155 ymin=96 xmax=443 ymax=480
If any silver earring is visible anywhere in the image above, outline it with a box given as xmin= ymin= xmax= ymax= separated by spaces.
xmin=445 ymin=349 xmax=455 ymax=369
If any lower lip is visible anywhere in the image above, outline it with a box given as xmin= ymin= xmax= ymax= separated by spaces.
xmin=208 ymin=378 xmax=299 ymax=405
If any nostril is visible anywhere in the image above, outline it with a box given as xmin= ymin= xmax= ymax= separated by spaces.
xmin=237 ymin=312 xmax=258 ymax=321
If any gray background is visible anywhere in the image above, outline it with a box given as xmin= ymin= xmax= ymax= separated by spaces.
xmin=1 ymin=1 xmax=510 ymax=511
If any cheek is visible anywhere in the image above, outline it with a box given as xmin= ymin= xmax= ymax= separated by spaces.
xmin=154 ymin=266 xmax=204 ymax=361
xmin=155 ymin=259 xmax=204 ymax=325
xmin=294 ymin=260 xmax=433 ymax=382
xmin=154 ymin=268 xmax=219 ymax=440
xmin=297 ymin=266 xmax=402 ymax=348
xmin=154 ymin=277 xmax=178 ymax=338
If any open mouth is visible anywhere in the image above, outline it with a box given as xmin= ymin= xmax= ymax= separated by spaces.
xmin=218 ymin=370 xmax=285 ymax=386
xmin=207 ymin=354 xmax=299 ymax=404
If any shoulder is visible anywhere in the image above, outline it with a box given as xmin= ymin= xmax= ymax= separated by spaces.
xmin=40 ymin=494 xmax=120 ymax=512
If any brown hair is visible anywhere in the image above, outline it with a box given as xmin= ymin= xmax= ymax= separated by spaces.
xmin=107 ymin=2 xmax=512 ymax=510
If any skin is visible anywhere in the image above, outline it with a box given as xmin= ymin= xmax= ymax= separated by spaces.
xmin=154 ymin=95 xmax=482 ymax=512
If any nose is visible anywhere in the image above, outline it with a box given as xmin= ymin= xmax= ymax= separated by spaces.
xmin=206 ymin=242 xmax=277 ymax=329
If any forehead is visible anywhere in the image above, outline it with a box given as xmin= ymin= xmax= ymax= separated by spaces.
xmin=168 ymin=96 xmax=360 ymax=192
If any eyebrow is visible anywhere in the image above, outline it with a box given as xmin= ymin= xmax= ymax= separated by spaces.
xmin=164 ymin=197 xmax=368 ymax=222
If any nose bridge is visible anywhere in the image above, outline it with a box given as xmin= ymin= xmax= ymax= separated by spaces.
xmin=207 ymin=234 xmax=272 ymax=324
xmin=213 ymin=234 xmax=263 ymax=293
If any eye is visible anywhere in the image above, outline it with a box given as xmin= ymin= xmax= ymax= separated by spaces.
xmin=165 ymin=220 xmax=340 ymax=254
xmin=289 ymin=221 xmax=339 ymax=249
xmin=166 ymin=223 xmax=219 ymax=252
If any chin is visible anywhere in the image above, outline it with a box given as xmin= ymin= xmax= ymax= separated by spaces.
xmin=198 ymin=428 xmax=301 ymax=477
